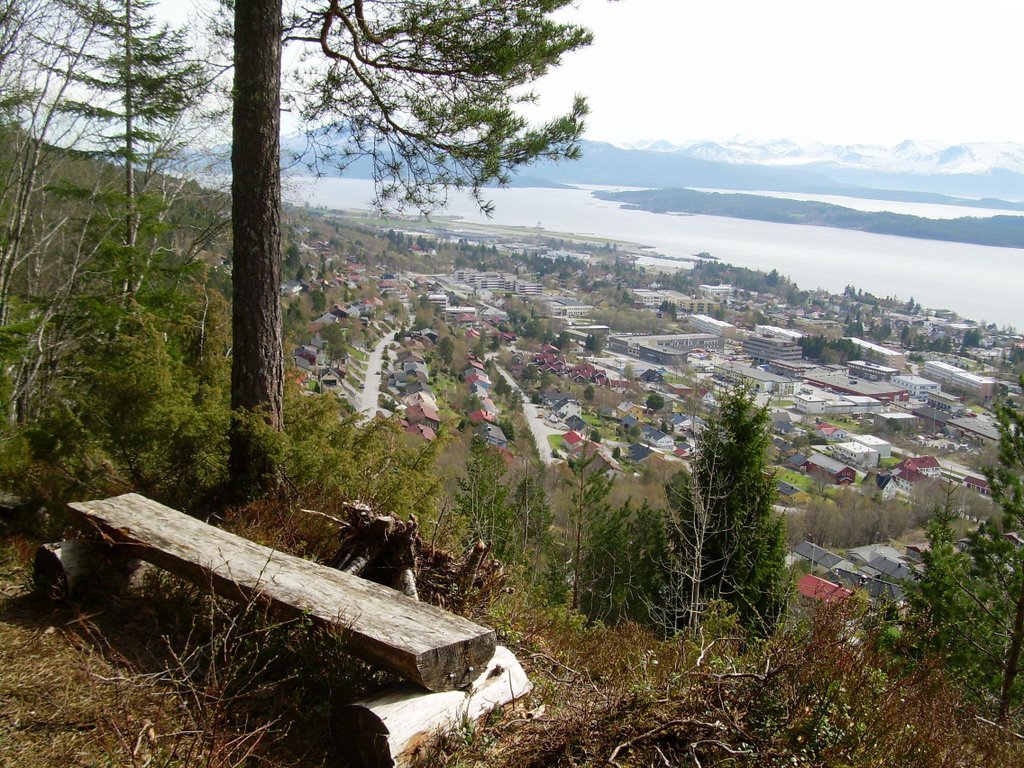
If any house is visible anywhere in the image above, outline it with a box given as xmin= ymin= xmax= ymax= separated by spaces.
xmin=895 ymin=455 xmax=942 ymax=477
xmin=791 ymin=541 xmax=854 ymax=573
xmin=813 ymin=422 xmax=849 ymax=441
xmin=639 ymin=368 xmax=665 ymax=384
xmin=565 ymin=414 xmax=588 ymax=433
xmin=787 ymin=453 xmax=809 ymax=470
xmin=797 ymin=573 xmax=853 ymax=604
xmin=467 ymin=409 xmax=494 ymax=424
xmin=776 ymin=481 xmax=810 ymax=505
xmin=963 ymin=475 xmax=991 ymax=496
xmin=404 ymin=390 xmax=439 ymax=411
xmin=406 ymin=404 xmax=441 ymax=431
xmin=403 ymin=422 xmax=437 ymax=441
xmin=847 ymin=545 xmax=912 ymax=581
xmin=626 ymin=443 xmax=655 ymax=464
xmin=545 ymin=395 xmax=582 ymax=422
xmin=641 ymin=425 xmax=675 ymax=451
xmin=561 ymin=430 xmax=586 ymax=452
xmin=615 ymin=401 xmax=646 ymax=420
xmin=865 ymin=472 xmax=899 ymax=500
xmin=479 ymin=423 xmax=509 ymax=449
xmin=804 ymin=453 xmax=857 ymax=485
xmin=464 ymin=372 xmax=492 ymax=390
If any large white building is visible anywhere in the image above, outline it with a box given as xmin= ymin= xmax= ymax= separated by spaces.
xmin=543 ymin=296 xmax=593 ymax=318
xmin=832 ymin=441 xmax=879 ymax=468
xmin=845 ymin=338 xmax=906 ymax=369
xmin=689 ymin=314 xmax=737 ymax=337
xmin=850 ymin=434 xmax=892 ymax=460
xmin=755 ymin=325 xmax=804 ymax=341
xmin=923 ymin=360 xmax=997 ymax=399
xmin=892 ymin=374 xmax=941 ymax=399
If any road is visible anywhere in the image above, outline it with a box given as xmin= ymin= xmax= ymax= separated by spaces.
xmin=494 ymin=364 xmax=564 ymax=466
xmin=356 ymin=334 xmax=392 ymax=417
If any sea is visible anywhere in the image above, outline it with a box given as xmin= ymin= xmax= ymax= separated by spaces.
xmin=286 ymin=176 xmax=1024 ymax=331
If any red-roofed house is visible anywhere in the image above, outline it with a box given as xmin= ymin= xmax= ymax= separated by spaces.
xmin=468 ymin=409 xmax=494 ymax=424
xmin=797 ymin=574 xmax=853 ymax=604
xmin=963 ymin=475 xmax=991 ymax=496
xmin=561 ymin=430 xmax=586 ymax=451
xmin=897 ymin=455 xmax=942 ymax=477
xmin=404 ymin=422 xmax=437 ymax=441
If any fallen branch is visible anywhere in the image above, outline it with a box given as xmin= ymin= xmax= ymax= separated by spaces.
xmin=607 ymin=719 xmax=726 ymax=767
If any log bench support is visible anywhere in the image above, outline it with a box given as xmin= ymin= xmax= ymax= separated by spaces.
xmin=35 ymin=493 xmax=532 ymax=766
xmin=339 ymin=645 xmax=531 ymax=768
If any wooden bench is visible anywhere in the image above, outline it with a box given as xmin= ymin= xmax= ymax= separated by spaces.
xmin=60 ymin=493 xmax=496 ymax=693
xmin=39 ymin=493 xmax=533 ymax=765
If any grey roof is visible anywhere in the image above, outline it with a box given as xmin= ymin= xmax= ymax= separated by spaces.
xmin=565 ymin=415 xmax=588 ymax=432
xmin=805 ymin=452 xmax=853 ymax=475
xmin=792 ymin=541 xmax=848 ymax=570
xmin=627 ymin=443 xmax=654 ymax=463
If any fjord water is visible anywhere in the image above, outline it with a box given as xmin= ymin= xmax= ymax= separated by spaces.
xmin=289 ymin=177 xmax=1024 ymax=330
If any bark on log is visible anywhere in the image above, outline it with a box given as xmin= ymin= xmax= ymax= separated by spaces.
xmin=66 ymin=494 xmax=496 ymax=691
xmin=337 ymin=646 xmax=531 ymax=768
xmin=33 ymin=540 xmax=153 ymax=602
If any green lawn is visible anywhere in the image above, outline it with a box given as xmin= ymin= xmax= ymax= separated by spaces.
xmin=775 ymin=468 xmax=812 ymax=491
xmin=547 ymin=434 xmax=565 ymax=452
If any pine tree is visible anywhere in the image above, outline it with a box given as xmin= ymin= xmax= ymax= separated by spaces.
xmin=229 ymin=0 xmax=591 ymax=491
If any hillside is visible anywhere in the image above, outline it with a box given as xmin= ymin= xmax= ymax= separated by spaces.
xmin=593 ymin=187 xmax=1024 ymax=248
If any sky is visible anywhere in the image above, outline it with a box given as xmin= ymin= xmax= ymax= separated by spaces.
xmin=158 ymin=0 xmax=1024 ymax=148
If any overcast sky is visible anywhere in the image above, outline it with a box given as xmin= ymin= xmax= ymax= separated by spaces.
xmin=159 ymin=0 xmax=1024 ymax=148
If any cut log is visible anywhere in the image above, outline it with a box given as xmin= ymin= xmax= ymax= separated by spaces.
xmin=66 ymin=493 xmax=496 ymax=691
xmin=33 ymin=540 xmax=154 ymax=603
xmin=337 ymin=645 xmax=531 ymax=768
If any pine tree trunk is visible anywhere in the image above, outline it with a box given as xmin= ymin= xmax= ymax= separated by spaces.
xmin=229 ymin=0 xmax=284 ymax=489
xmin=998 ymin=583 xmax=1024 ymax=721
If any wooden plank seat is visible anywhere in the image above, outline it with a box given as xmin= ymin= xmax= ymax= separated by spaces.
xmin=62 ymin=493 xmax=497 ymax=692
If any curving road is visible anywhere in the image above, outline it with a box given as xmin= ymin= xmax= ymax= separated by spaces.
xmin=494 ymin=364 xmax=564 ymax=466
xmin=356 ymin=334 xmax=393 ymax=417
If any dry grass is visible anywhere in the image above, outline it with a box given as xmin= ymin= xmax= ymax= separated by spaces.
xmin=5 ymin=510 xmax=1024 ymax=768
xmin=441 ymin=594 xmax=1024 ymax=768
xmin=0 ymin=530 xmax=386 ymax=768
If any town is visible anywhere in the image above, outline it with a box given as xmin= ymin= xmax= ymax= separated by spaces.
xmin=277 ymin=208 xmax=1019 ymax=610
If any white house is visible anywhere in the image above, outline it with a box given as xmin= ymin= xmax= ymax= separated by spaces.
xmin=832 ymin=441 xmax=879 ymax=468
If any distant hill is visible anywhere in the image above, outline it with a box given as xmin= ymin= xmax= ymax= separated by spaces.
xmin=278 ymin=133 xmax=1024 ymax=204
xmin=594 ymin=187 xmax=1024 ymax=249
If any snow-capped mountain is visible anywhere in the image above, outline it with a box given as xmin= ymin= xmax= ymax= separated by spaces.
xmin=621 ymin=138 xmax=1024 ymax=176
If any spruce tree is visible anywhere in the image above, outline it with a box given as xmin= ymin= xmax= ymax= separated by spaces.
xmin=65 ymin=0 xmax=205 ymax=304
xmin=911 ymin=380 xmax=1024 ymax=722
xmin=662 ymin=386 xmax=788 ymax=634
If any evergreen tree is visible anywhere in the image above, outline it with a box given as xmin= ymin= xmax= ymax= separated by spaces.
xmin=454 ymin=436 xmax=514 ymax=558
xmin=567 ymin=452 xmax=613 ymax=612
xmin=661 ymin=386 xmax=788 ymax=634
xmin=911 ymin=381 xmax=1024 ymax=722
xmin=66 ymin=0 xmax=205 ymax=303
xmin=509 ymin=466 xmax=553 ymax=572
